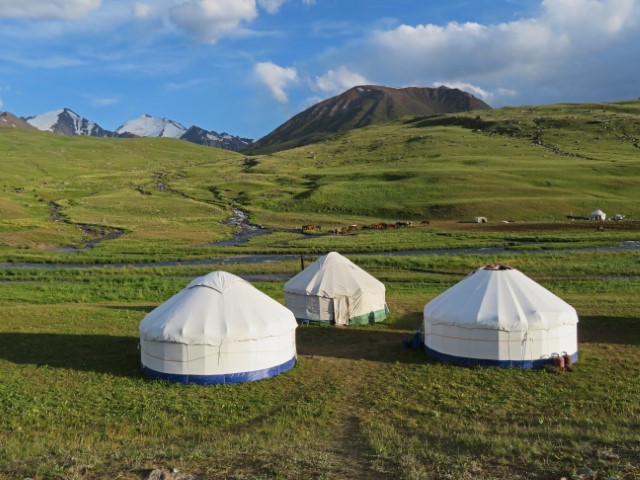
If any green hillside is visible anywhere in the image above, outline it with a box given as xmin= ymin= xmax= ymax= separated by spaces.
xmin=247 ymin=100 xmax=640 ymax=225
xmin=1 ymin=100 xmax=639 ymax=256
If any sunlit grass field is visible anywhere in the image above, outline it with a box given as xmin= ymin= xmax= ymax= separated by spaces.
xmin=1 ymin=100 xmax=640 ymax=479
xmin=0 ymin=252 xmax=639 ymax=479
xmin=1 ymin=100 xmax=640 ymax=259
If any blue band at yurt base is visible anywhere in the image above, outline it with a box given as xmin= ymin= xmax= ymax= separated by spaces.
xmin=424 ymin=345 xmax=578 ymax=369
xmin=141 ymin=356 xmax=297 ymax=385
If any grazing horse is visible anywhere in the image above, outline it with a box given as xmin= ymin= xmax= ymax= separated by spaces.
xmin=395 ymin=221 xmax=412 ymax=228
xmin=301 ymin=225 xmax=321 ymax=232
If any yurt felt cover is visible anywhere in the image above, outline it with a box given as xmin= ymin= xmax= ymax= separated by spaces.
xmin=423 ymin=265 xmax=578 ymax=367
xmin=139 ymin=271 xmax=297 ymax=384
xmin=284 ymin=252 xmax=387 ymax=325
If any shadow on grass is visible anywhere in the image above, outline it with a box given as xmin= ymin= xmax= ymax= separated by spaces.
xmin=103 ymin=304 xmax=156 ymax=312
xmin=0 ymin=333 xmax=142 ymax=377
xmin=296 ymin=326 xmax=428 ymax=364
xmin=578 ymin=316 xmax=640 ymax=345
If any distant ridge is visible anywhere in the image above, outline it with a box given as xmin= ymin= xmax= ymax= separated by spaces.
xmin=20 ymin=109 xmax=252 ymax=152
xmin=0 ymin=111 xmax=36 ymax=130
xmin=245 ymin=85 xmax=492 ymax=154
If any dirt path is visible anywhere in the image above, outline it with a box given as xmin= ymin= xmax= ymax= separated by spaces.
xmin=296 ymin=328 xmax=418 ymax=478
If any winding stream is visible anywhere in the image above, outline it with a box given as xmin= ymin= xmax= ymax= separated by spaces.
xmin=48 ymin=201 xmax=126 ymax=251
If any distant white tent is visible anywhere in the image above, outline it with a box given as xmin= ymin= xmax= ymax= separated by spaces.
xmin=139 ymin=271 xmax=297 ymax=384
xmin=284 ymin=252 xmax=388 ymax=325
xmin=423 ymin=264 xmax=578 ymax=368
xmin=590 ymin=209 xmax=606 ymax=220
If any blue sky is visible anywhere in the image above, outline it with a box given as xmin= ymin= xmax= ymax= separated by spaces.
xmin=0 ymin=0 xmax=638 ymax=139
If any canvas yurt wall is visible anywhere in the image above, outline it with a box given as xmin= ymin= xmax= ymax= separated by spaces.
xmin=284 ymin=252 xmax=388 ymax=326
xmin=139 ymin=271 xmax=297 ymax=384
xmin=423 ymin=264 xmax=578 ymax=368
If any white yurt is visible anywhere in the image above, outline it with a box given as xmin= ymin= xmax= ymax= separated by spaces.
xmin=590 ymin=209 xmax=606 ymax=220
xmin=423 ymin=264 xmax=578 ymax=368
xmin=139 ymin=271 xmax=297 ymax=384
xmin=284 ymin=252 xmax=388 ymax=325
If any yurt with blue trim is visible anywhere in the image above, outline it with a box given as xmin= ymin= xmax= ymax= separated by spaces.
xmin=423 ymin=264 xmax=578 ymax=368
xmin=139 ymin=271 xmax=297 ymax=384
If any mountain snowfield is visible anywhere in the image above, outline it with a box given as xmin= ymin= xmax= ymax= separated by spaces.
xmin=21 ymin=109 xmax=252 ymax=152
xmin=116 ymin=114 xmax=186 ymax=139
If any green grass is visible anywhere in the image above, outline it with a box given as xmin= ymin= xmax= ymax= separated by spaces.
xmin=1 ymin=100 xmax=640 ymax=478
xmin=0 ymin=252 xmax=639 ymax=479
xmin=2 ymin=100 xmax=640 ymax=263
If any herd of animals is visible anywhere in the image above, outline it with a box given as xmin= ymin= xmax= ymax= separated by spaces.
xmin=301 ymin=220 xmax=430 ymax=235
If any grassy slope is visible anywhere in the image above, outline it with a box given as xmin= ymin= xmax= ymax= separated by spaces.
xmin=242 ymin=101 xmax=640 ymax=227
xmin=0 ymin=129 xmax=245 ymax=250
xmin=1 ymin=100 xmax=640 ymax=259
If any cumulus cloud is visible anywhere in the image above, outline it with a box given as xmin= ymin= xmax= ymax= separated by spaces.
xmin=254 ymin=61 xmax=299 ymax=103
xmin=313 ymin=66 xmax=369 ymax=94
xmin=134 ymin=2 xmax=152 ymax=19
xmin=169 ymin=0 xmax=258 ymax=43
xmin=257 ymin=0 xmax=287 ymax=14
xmin=0 ymin=0 xmax=102 ymax=20
xmin=345 ymin=0 xmax=640 ymax=106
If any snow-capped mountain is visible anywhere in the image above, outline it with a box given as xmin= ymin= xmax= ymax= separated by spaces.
xmin=25 ymin=108 xmax=113 ymax=137
xmin=115 ymin=114 xmax=186 ymax=139
xmin=22 ymin=109 xmax=252 ymax=152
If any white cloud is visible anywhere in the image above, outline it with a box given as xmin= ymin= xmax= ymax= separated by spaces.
xmin=313 ymin=66 xmax=369 ymax=94
xmin=0 ymin=98 xmax=4 ymax=109
xmin=543 ymin=0 xmax=636 ymax=35
xmin=257 ymin=0 xmax=287 ymax=14
xmin=328 ymin=0 xmax=640 ymax=106
xmin=254 ymin=61 xmax=298 ymax=103
xmin=303 ymin=0 xmax=316 ymax=4
xmin=0 ymin=0 xmax=102 ymax=20
xmin=90 ymin=96 xmax=120 ymax=107
xmin=134 ymin=2 xmax=152 ymax=19
xmin=169 ymin=0 xmax=258 ymax=43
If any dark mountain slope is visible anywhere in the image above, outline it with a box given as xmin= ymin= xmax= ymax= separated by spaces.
xmin=0 ymin=111 xmax=36 ymax=129
xmin=246 ymin=85 xmax=491 ymax=154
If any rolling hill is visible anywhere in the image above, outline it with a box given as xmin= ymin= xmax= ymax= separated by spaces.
xmin=0 ymin=99 xmax=639 ymax=253
xmin=245 ymin=85 xmax=491 ymax=154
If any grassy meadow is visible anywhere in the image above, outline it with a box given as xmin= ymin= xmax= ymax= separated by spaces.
xmin=1 ymin=100 xmax=640 ymax=479
xmin=0 ymin=253 xmax=639 ymax=479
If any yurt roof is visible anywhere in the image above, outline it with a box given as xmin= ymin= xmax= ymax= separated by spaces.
xmin=591 ymin=209 xmax=606 ymax=215
xmin=140 ymin=271 xmax=296 ymax=345
xmin=284 ymin=251 xmax=384 ymax=297
xmin=424 ymin=264 xmax=578 ymax=332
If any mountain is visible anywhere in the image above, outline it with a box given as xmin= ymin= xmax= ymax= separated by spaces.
xmin=0 ymin=111 xmax=36 ymax=129
xmin=25 ymin=108 xmax=113 ymax=137
xmin=21 ymin=110 xmax=252 ymax=152
xmin=246 ymin=85 xmax=492 ymax=154
xmin=115 ymin=114 xmax=186 ymax=139
xmin=116 ymin=115 xmax=252 ymax=151
xmin=180 ymin=125 xmax=252 ymax=151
